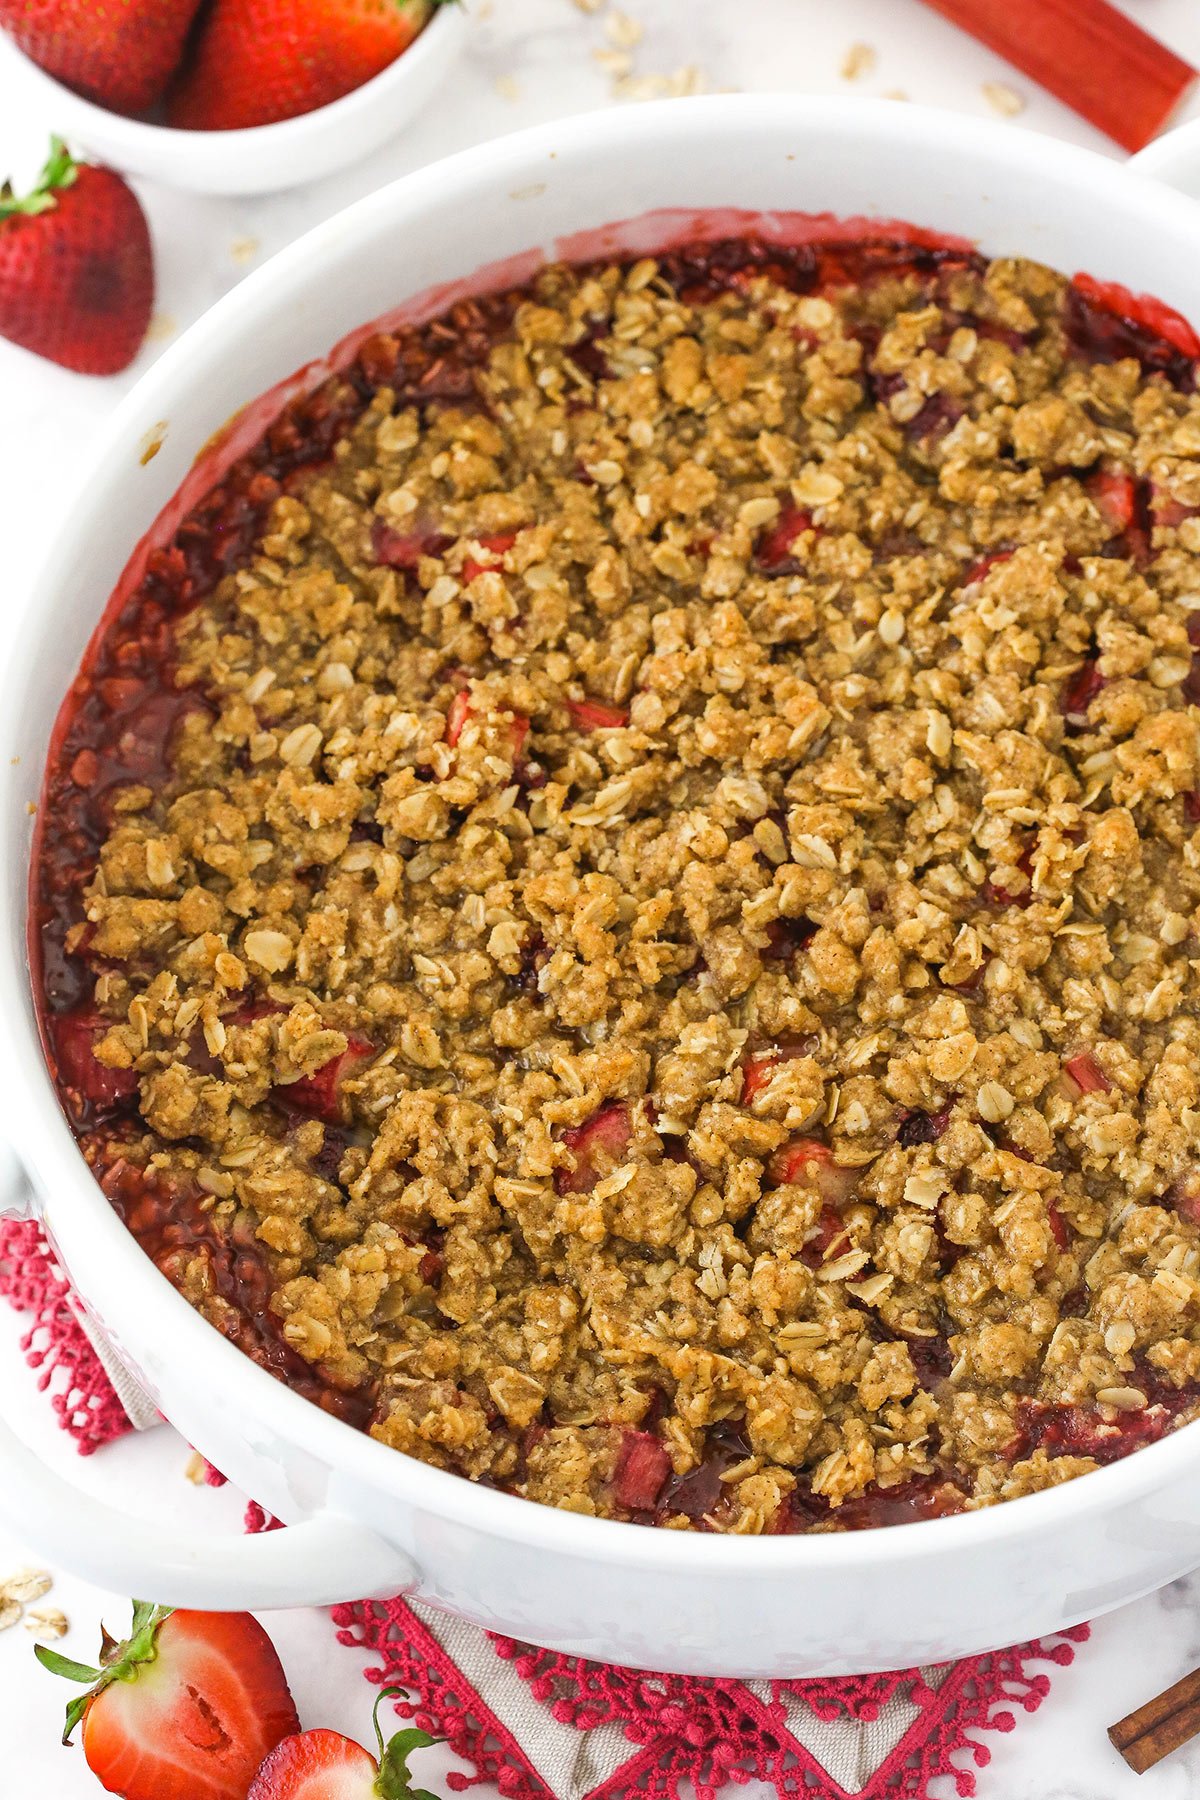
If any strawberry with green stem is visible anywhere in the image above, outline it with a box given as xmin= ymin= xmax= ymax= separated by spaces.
xmin=248 ymin=1685 xmax=442 ymax=1799
xmin=37 ymin=1602 xmax=300 ymax=1799
xmin=0 ymin=137 xmax=154 ymax=375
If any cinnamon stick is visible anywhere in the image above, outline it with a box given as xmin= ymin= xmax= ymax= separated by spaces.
xmin=1109 ymin=1666 xmax=1200 ymax=1773
xmin=914 ymin=0 xmax=1196 ymax=153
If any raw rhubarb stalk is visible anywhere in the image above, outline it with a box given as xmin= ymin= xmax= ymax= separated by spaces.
xmin=915 ymin=0 xmax=1196 ymax=153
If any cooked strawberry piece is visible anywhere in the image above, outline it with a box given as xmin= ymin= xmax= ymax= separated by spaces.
xmin=556 ymin=1102 xmax=632 ymax=1194
xmin=740 ymin=1040 xmax=813 ymax=1106
xmin=281 ymin=1034 xmax=375 ymax=1123
xmin=566 ymin=695 xmax=630 ymax=730
xmin=370 ymin=519 xmax=449 ymax=569
xmin=613 ymin=1428 xmax=671 ymax=1511
xmin=768 ymin=1138 xmax=858 ymax=1214
xmin=1060 ymin=656 xmax=1106 ymax=724
xmin=960 ymin=547 xmax=1013 ymax=587
xmin=49 ymin=1009 xmax=137 ymax=1118
xmin=462 ymin=531 xmax=517 ymax=583
xmin=445 ymin=688 xmax=530 ymax=762
xmin=768 ymin=1135 xmax=833 ymax=1183
xmin=756 ymin=505 xmax=819 ymax=573
xmin=39 ymin=1605 xmax=299 ymax=1800
xmin=1088 ymin=467 xmax=1138 ymax=532
xmin=1063 ymin=1051 xmax=1112 ymax=1096
xmin=1007 ymin=1385 xmax=1200 ymax=1466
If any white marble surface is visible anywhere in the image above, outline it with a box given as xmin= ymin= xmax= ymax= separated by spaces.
xmin=5 ymin=1 xmax=1200 ymax=1793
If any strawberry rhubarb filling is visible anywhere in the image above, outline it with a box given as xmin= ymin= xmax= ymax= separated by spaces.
xmin=32 ymin=233 xmax=1200 ymax=1533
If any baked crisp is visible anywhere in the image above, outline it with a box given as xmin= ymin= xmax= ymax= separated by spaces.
xmin=34 ymin=234 xmax=1200 ymax=1532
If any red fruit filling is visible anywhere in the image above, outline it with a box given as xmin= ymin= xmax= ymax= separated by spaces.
xmin=1063 ymin=1051 xmax=1112 ymax=1096
xmin=445 ymin=689 xmax=531 ymax=762
xmin=740 ymin=1040 xmax=813 ymax=1107
xmin=48 ymin=1009 xmax=138 ymax=1125
xmin=1008 ymin=1384 xmax=1200 ymax=1466
xmin=1065 ymin=275 xmax=1200 ymax=390
xmin=1047 ymin=1200 xmax=1071 ymax=1252
xmin=755 ymin=505 xmax=820 ymax=574
xmin=370 ymin=519 xmax=451 ymax=570
xmin=279 ymin=1035 xmax=376 ymax=1123
xmin=1060 ymin=656 xmax=1106 ymax=726
xmin=772 ymin=1473 xmax=966 ymax=1533
xmin=555 ymin=1102 xmax=633 ymax=1194
xmin=959 ymin=547 xmax=1013 ymax=587
xmin=612 ymin=1428 xmax=672 ymax=1511
xmin=658 ymin=1420 xmax=752 ymax=1523
xmin=462 ymin=531 xmax=518 ymax=583
xmin=566 ymin=696 xmax=630 ymax=731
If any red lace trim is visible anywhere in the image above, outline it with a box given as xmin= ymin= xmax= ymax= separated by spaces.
xmin=1 ymin=1218 xmax=1090 ymax=1799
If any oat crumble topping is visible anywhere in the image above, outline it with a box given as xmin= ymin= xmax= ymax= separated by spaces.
xmin=35 ymin=234 xmax=1200 ymax=1533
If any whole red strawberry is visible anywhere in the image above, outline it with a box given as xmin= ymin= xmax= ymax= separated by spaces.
xmin=248 ymin=1686 xmax=441 ymax=1800
xmin=168 ymin=0 xmax=452 ymax=130
xmin=0 ymin=0 xmax=204 ymax=115
xmin=0 ymin=138 xmax=154 ymax=375
xmin=38 ymin=1602 xmax=301 ymax=1800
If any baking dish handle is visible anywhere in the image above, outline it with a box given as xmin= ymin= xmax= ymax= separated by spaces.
xmin=0 ymin=1410 xmax=420 ymax=1609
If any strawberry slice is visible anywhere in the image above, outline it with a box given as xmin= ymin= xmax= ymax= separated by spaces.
xmin=566 ymin=696 xmax=630 ymax=731
xmin=39 ymin=1605 xmax=299 ymax=1800
xmin=555 ymin=1102 xmax=633 ymax=1194
xmin=49 ymin=1009 xmax=138 ymax=1115
xmin=755 ymin=505 xmax=820 ymax=573
xmin=248 ymin=1686 xmax=439 ymax=1800
xmin=370 ymin=520 xmax=450 ymax=570
xmin=1063 ymin=1050 xmax=1112 ymax=1096
xmin=612 ymin=1428 xmax=672 ymax=1512
xmin=281 ymin=1034 xmax=375 ymax=1123
xmin=462 ymin=531 xmax=517 ymax=584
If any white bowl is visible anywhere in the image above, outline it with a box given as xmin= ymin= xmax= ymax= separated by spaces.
xmin=4 ymin=96 xmax=1200 ymax=1676
xmin=0 ymin=5 xmax=468 ymax=196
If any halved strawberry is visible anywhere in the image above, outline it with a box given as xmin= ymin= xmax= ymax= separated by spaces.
xmin=755 ymin=505 xmax=819 ymax=573
xmin=281 ymin=1034 xmax=375 ymax=1123
xmin=566 ymin=696 xmax=630 ymax=731
xmin=555 ymin=1102 xmax=633 ymax=1195
xmin=39 ymin=1605 xmax=299 ymax=1800
xmin=1063 ymin=1050 xmax=1112 ymax=1096
xmin=49 ymin=1009 xmax=138 ymax=1114
xmin=461 ymin=531 xmax=517 ymax=584
xmin=612 ymin=1428 xmax=671 ymax=1511
xmin=248 ymin=1686 xmax=439 ymax=1800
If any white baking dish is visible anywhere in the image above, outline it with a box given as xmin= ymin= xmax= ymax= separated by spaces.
xmin=2 ymin=96 xmax=1200 ymax=1676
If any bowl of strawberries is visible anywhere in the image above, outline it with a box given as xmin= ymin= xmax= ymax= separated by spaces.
xmin=0 ymin=0 xmax=469 ymax=195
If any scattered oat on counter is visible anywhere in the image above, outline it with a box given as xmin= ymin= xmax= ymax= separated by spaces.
xmin=25 ymin=1608 xmax=69 ymax=1642
xmin=605 ymin=9 xmax=644 ymax=50
xmin=983 ymin=80 xmax=1025 ymax=118
xmin=0 ymin=1568 xmax=60 ymax=1637
xmin=229 ymin=237 xmax=260 ymax=267
xmin=184 ymin=1448 xmax=209 ymax=1484
xmin=493 ymin=74 xmax=521 ymax=101
xmin=840 ymin=43 xmax=876 ymax=82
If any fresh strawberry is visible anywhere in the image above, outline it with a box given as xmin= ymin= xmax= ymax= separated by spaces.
xmin=566 ymin=695 xmax=630 ymax=731
xmin=461 ymin=531 xmax=517 ymax=584
xmin=555 ymin=1102 xmax=633 ymax=1194
xmin=248 ymin=1686 xmax=439 ymax=1800
xmin=0 ymin=139 xmax=153 ymax=375
xmin=0 ymin=0 xmax=203 ymax=114
xmin=168 ymin=0 xmax=452 ymax=131
xmin=281 ymin=1034 xmax=376 ymax=1122
xmin=38 ymin=1604 xmax=300 ymax=1800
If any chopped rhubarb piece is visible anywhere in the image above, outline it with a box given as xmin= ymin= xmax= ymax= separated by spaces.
xmin=1169 ymin=1179 xmax=1200 ymax=1227
xmin=613 ymin=1428 xmax=671 ymax=1511
xmin=1047 ymin=1200 xmax=1071 ymax=1252
xmin=462 ymin=531 xmax=518 ymax=584
xmin=1063 ymin=1051 xmax=1112 ymax=1095
xmin=767 ymin=1138 xmax=858 ymax=1211
xmin=281 ymin=1034 xmax=375 ymax=1123
xmin=1060 ymin=656 xmax=1106 ymax=725
xmin=959 ymin=547 xmax=1013 ymax=587
xmin=370 ymin=519 xmax=449 ymax=570
xmin=445 ymin=690 xmax=530 ymax=762
xmin=756 ymin=506 xmax=819 ymax=573
xmin=1007 ymin=1383 xmax=1200 ymax=1466
xmin=566 ymin=696 xmax=630 ymax=731
xmin=740 ymin=1040 xmax=813 ymax=1107
xmin=556 ymin=1102 xmax=633 ymax=1194
xmin=50 ymin=1010 xmax=137 ymax=1116
xmin=1088 ymin=467 xmax=1137 ymax=533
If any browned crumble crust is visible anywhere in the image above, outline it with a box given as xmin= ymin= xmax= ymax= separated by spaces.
xmin=45 ymin=246 xmax=1200 ymax=1533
